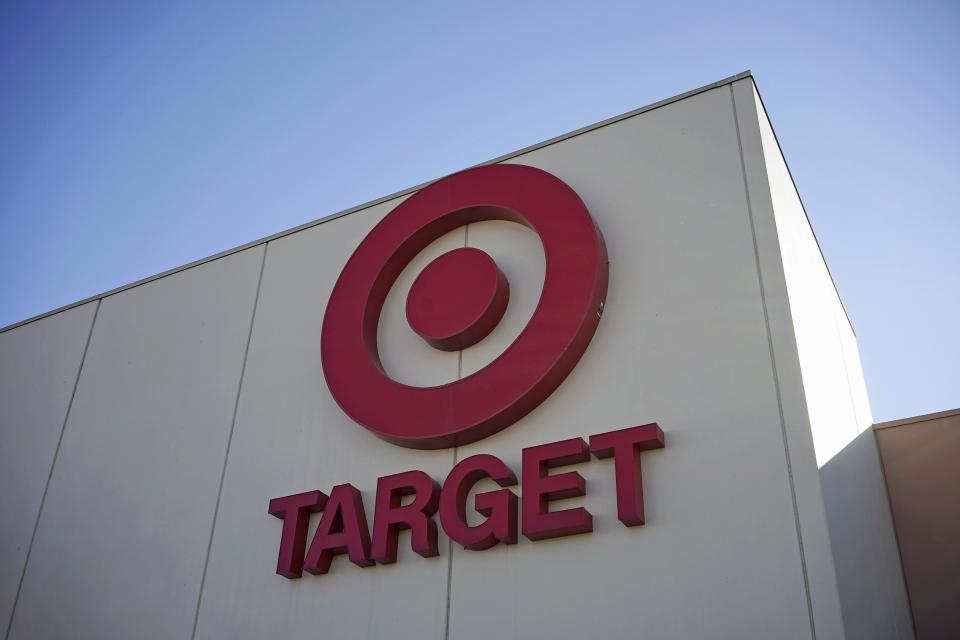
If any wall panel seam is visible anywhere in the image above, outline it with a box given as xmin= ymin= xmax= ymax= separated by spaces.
xmin=4 ymin=299 xmax=101 ymax=640
xmin=833 ymin=307 xmax=867 ymax=440
xmin=444 ymin=224 xmax=468 ymax=640
xmin=443 ymin=446 xmax=458 ymax=640
xmin=190 ymin=244 xmax=269 ymax=640
xmin=729 ymin=84 xmax=817 ymax=640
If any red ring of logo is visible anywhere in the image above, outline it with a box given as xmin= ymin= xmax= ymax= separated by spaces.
xmin=321 ymin=164 xmax=608 ymax=449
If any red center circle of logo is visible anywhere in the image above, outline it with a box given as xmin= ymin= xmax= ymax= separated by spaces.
xmin=405 ymin=247 xmax=510 ymax=352
xmin=321 ymin=164 xmax=608 ymax=449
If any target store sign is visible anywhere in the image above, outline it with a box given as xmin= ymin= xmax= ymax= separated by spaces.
xmin=322 ymin=163 xmax=608 ymax=448
xmin=269 ymin=164 xmax=665 ymax=578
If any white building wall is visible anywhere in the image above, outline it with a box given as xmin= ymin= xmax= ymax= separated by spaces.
xmin=448 ymin=83 xmax=825 ymax=640
xmin=6 ymin=248 xmax=264 ymax=640
xmin=0 ymin=301 xmax=97 ymax=635
xmin=192 ymin=204 xmax=460 ymax=640
xmin=732 ymin=78 xmax=846 ymax=640
xmin=734 ymin=80 xmax=912 ymax=639
xmin=0 ymin=73 xmax=901 ymax=640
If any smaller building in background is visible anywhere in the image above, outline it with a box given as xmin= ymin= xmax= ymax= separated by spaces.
xmin=875 ymin=409 xmax=960 ymax=640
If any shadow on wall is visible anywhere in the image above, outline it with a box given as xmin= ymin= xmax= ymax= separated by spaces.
xmin=820 ymin=427 xmax=914 ymax=640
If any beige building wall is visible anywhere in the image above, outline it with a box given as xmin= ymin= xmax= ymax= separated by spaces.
xmin=875 ymin=409 xmax=960 ymax=640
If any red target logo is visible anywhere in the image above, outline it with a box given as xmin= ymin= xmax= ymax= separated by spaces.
xmin=321 ymin=164 xmax=608 ymax=449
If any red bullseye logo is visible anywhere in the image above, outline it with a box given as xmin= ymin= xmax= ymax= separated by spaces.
xmin=321 ymin=164 xmax=608 ymax=449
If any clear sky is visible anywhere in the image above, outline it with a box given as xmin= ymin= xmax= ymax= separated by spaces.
xmin=0 ymin=0 xmax=956 ymax=422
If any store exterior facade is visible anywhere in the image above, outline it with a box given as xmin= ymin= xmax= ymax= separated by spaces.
xmin=1 ymin=73 xmax=939 ymax=639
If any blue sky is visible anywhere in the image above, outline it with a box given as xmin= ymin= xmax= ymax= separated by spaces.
xmin=1 ymin=0 xmax=956 ymax=421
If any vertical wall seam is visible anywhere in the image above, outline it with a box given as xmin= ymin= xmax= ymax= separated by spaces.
xmin=443 ymin=446 xmax=458 ymax=640
xmin=4 ymin=299 xmax=101 ymax=640
xmin=729 ymin=84 xmax=817 ymax=640
xmin=445 ymin=224 xmax=468 ymax=640
xmin=190 ymin=244 xmax=269 ymax=640
xmin=833 ymin=309 xmax=867 ymax=439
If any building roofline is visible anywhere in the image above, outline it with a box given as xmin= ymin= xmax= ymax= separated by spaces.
xmin=873 ymin=407 xmax=960 ymax=431
xmin=749 ymin=82 xmax=858 ymax=337
xmin=2 ymin=70 xmax=753 ymax=334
